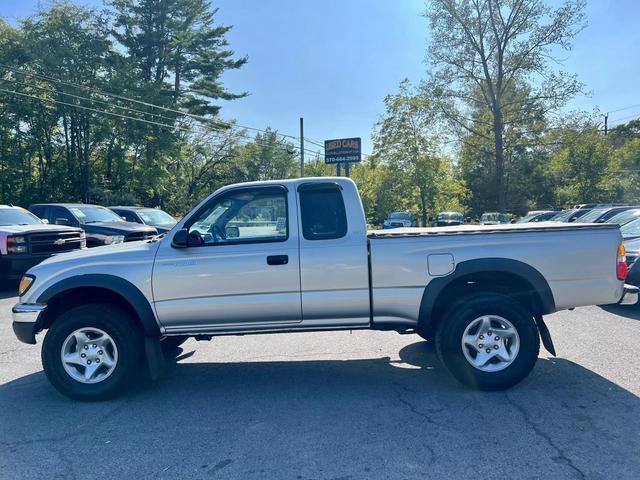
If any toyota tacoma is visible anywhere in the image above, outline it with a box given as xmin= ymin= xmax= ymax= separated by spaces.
xmin=11 ymin=178 xmax=637 ymax=400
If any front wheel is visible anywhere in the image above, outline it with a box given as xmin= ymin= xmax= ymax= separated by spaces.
xmin=42 ymin=303 xmax=143 ymax=401
xmin=435 ymin=293 xmax=540 ymax=390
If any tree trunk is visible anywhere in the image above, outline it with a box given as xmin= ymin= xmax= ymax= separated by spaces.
xmin=493 ymin=109 xmax=506 ymax=213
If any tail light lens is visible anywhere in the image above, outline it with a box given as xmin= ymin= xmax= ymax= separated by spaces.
xmin=617 ymin=244 xmax=628 ymax=281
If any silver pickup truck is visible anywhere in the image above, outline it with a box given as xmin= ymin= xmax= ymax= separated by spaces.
xmin=11 ymin=178 xmax=636 ymax=400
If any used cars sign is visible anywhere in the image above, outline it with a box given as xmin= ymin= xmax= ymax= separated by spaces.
xmin=324 ymin=137 xmax=361 ymax=164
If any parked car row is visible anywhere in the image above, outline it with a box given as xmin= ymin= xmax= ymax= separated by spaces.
xmin=372 ymin=204 xmax=640 ymax=234
xmin=1 ymin=202 xmax=177 ymax=281
xmin=382 ymin=210 xmax=511 ymax=229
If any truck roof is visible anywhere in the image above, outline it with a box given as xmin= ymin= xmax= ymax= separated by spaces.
xmin=206 ymin=177 xmax=355 ymax=200
xmin=218 ymin=176 xmax=348 ymax=189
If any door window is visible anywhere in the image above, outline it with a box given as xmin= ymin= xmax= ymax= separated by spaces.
xmin=187 ymin=187 xmax=288 ymax=245
xmin=53 ymin=207 xmax=75 ymax=225
xmin=121 ymin=212 xmax=139 ymax=223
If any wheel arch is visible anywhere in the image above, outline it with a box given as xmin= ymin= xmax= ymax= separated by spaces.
xmin=418 ymin=258 xmax=555 ymax=336
xmin=36 ymin=274 xmax=160 ymax=337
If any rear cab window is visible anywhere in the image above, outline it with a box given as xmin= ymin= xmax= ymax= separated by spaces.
xmin=298 ymin=183 xmax=348 ymax=240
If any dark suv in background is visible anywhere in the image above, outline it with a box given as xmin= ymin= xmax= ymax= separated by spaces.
xmin=29 ymin=204 xmax=157 ymax=247
xmin=109 ymin=206 xmax=177 ymax=234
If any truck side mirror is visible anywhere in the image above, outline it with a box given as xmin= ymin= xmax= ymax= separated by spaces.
xmin=225 ymin=226 xmax=240 ymax=238
xmin=55 ymin=218 xmax=71 ymax=226
xmin=172 ymin=228 xmax=188 ymax=248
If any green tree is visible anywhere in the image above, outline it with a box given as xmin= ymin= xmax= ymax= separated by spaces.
xmin=231 ymin=129 xmax=299 ymax=182
xmin=111 ymin=0 xmax=247 ymax=114
xmin=371 ymin=79 xmax=466 ymax=226
xmin=424 ymin=0 xmax=585 ymax=212
xmin=457 ymin=83 xmax=554 ymax=215
xmin=547 ymin=120 xmax=618 ymax=205
xmin=0 ymin=1 xmax=248 ymax=214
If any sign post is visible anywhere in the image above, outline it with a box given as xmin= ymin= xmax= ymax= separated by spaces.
xmin=324 ymin=137 xmax=361 ymax=177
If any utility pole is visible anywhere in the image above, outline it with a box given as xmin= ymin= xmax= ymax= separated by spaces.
xmin=604 ymin=113 xmax=608 ymax=135
xmin=299 ymin=117 xmax=304 ymax=177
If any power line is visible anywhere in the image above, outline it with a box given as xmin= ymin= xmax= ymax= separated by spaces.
xmin=609 ymin=111 xmax=640 ymax=124
xmin=0 ymin=86 xmax=326 ymax=157
xmin=608 ymin=103 xmax=640 ymax=115
xmin=0 ymin=63 xmax=311 ymax=144
xmin=0 ymin=76 xmax=194 ymax=130
xmin=0 ymin=86 xmax=199 ymax=134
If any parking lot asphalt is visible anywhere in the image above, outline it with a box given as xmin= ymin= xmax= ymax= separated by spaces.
xmin=0 ymin=287 xmax=639 ymax=480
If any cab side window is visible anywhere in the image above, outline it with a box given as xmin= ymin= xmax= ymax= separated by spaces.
xmin=187 ymin=186 xmax=288 ymax=245
xmin=299 ymin=183 xmax=348 ymax=240
xmin=53 ymin=207 xmax=75 ymax=226
xmin=122 ymin=212 xmax=139 ymax=223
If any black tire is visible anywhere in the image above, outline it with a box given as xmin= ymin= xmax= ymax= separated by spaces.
xmin=160 ymin=335 xmax=189 ymax=354
xmin=435 ymin=293 xmax=540 ymax=391
xmin=416 ymin=330 xmax=433 ymax=342
xmin=42 ymin=303 xmax=143 ymax=401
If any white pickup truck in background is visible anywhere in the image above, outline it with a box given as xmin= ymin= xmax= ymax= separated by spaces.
xmin=11 ymin=177 xmax=637 ymax=400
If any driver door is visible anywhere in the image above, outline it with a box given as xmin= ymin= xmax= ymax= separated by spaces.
xmin=152 ymin=185 xmax=302 ymax=332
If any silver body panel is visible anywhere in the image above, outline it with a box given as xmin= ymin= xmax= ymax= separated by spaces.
xmin=17 ymin=178 xmax=625 ymax=338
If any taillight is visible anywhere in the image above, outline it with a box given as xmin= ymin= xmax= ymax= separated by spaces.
xmin=617 ymin=244 xmax=628 ymax=281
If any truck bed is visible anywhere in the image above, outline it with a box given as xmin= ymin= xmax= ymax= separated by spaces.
xmin=367 ymin=221 xmax=623 ymax=325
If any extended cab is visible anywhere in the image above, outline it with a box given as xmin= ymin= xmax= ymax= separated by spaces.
xmin=11 ymin=178 xmax=637 ymax=400
xmin=0 ymin=205 xmax=85 ymax=282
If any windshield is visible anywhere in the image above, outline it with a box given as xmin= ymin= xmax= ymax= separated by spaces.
xmin=606 ymin=209 xmax=640 ymax=226
xmin=550 ymin=210 xmax=572 ymax=221
xmin=621 ymin=218 xmax=640 ymax=238
xmin=437 ymin=212 xmax=463 ymax=220
xmin=137 ymin=209 xmax=177 ymax=226
xmin=516 ymin=214 xmax=537 ymax=223
xmin=574 ymin=208 xmax=608 ymax=223
xmin=0 ymin=207 xmax=43 ymax=226
xmin=70 ymin=206 xmax=123 ymax=224
xmin=389 ymin=212 xmax=411 ymax=220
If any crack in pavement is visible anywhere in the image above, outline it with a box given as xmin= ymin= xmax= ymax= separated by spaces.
xmin=504 ymin=392 xmax=586 ymax=480
xmin=395 ymin=387 xmax=437 ymax=466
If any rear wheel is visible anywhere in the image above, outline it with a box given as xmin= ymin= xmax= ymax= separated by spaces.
xmin=435 ymin=293 xmax=540 ymax=390
xmin=42 ymin=303 xmax=143 ymax=401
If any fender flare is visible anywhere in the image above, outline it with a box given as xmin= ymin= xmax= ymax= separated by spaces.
xmin=418 ymin=258 xmax=556 ymax=330
xmin=37 ymin=274 xmax=161 ymax=337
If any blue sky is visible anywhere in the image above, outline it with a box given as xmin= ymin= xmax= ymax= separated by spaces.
xmin=2 ymin=0 xmax=640 ymax=156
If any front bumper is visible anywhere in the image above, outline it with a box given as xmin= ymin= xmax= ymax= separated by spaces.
xmin=618 ymin=284 xmax=639 ymax=306
xmin=12 ymin=303 xmax=47 ymax=344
